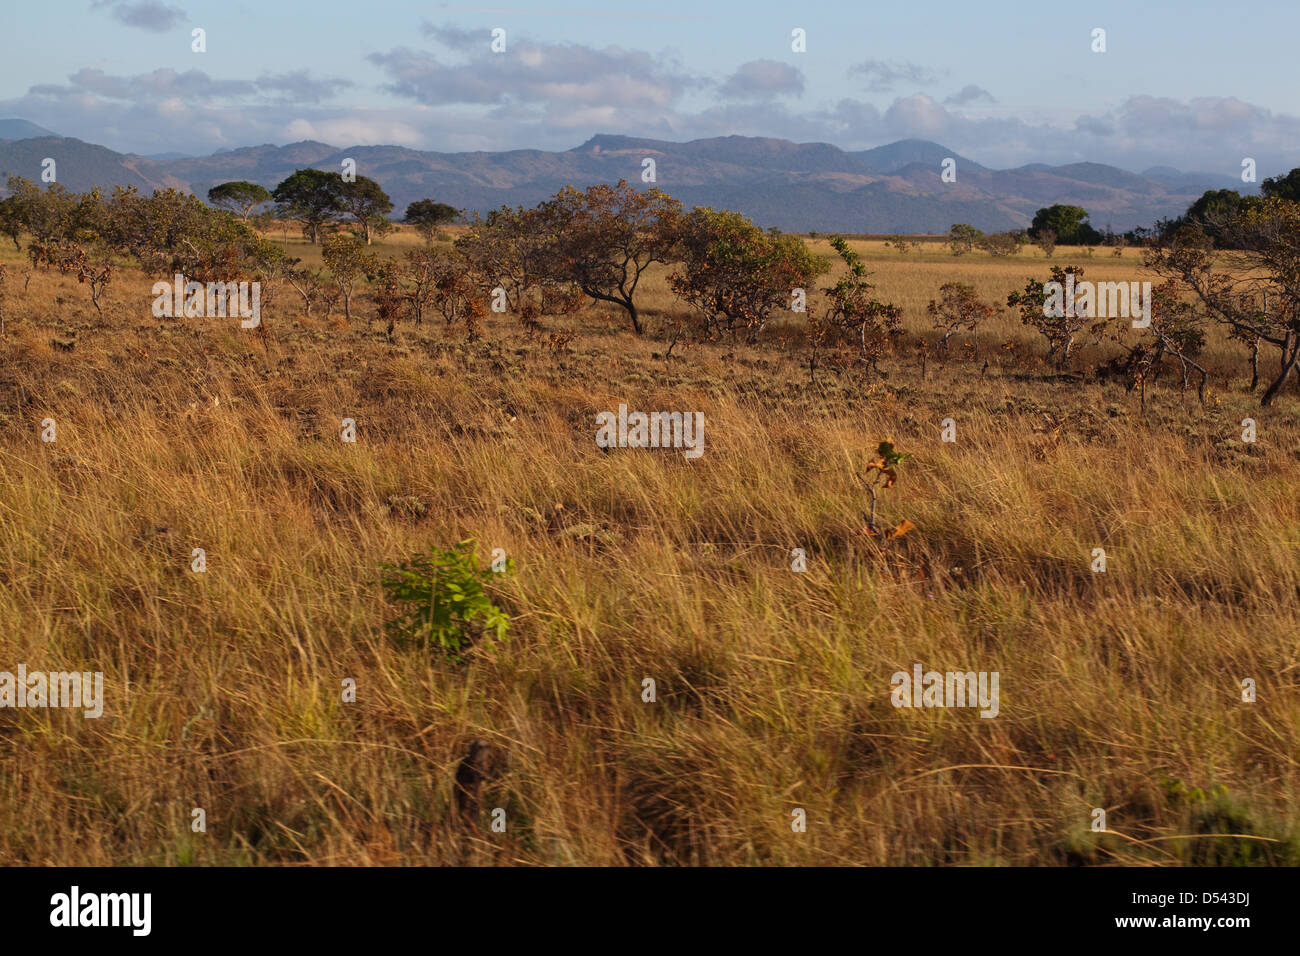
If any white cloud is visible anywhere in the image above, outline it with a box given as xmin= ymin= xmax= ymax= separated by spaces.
xmin=719 ymin=60 xmax=805 ymax=100
xmin=4 ymin=31 xmax=1298 ymax=176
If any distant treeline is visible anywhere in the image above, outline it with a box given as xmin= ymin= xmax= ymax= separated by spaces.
xmin=3 ymin=166 xmax=1300 ymax=406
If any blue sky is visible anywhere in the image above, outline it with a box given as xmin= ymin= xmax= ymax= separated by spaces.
xmin=2 ymin=0 xmax=1298 ymax=174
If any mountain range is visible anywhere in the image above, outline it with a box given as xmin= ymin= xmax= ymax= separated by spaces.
xmin=0 ymin=124 xmax=1253 ymax=234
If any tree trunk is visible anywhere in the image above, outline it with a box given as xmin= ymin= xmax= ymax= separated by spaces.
xmin=1261 ymin=332 xmax=1300 ymax=407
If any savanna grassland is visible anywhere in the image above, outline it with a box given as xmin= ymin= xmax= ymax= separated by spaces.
xmin=1 ymin=229 xmax=1297 ymax=866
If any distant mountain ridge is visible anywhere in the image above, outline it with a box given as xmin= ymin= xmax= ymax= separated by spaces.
xmin=0 ymin=123 xmax=1258 ymax=233
xmin=0 ymin=119 xmax=58 ymax=140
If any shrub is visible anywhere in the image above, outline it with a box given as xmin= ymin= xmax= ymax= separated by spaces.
xmin=1034 ymin=228 xmax=1058 ymax=257
xmin=807 ymin=236 xmax=901 ymax=383
xmin=1006 ymin=264 xmax=1087 ymax=368
xmin=947 ymin=223 xmax=984 ymax=256
xmin=454 ymin=204 xmax=555 ymax=313
xmin=321 ymin=234 xmax=377 ymax=323
xmin=977 ymin=231 xmax=1024 ymax=257
xmin=927 ymin=282 xmax=996 ymax=352
xmin=670 ymin=207 xmax=826 ymax=340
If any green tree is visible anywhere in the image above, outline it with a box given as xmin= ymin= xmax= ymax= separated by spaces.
xmin=3 ymin=175 xmax=76 ymax=243
xmin=1261 ymin=167 xmax=1300 ymax=202
xmin=404 ymin=199 xmax=460 ymax=242
xmin=1029 ymin=204 xmax=1101 ymax=245
xmin=206 ymin=181 xmax=271 ymax=222
xmin=947 ymin=223 xmax=983 ymax=255
xmin=271 ymin=169 xmax=345 ymax=244
xmin=1163 ymin=189 xmax=1261 ymax=247
xmin=0 ymin=196 xmax=22 ymax=250
xmin=339 ymin=175 xmax=392 ymax=245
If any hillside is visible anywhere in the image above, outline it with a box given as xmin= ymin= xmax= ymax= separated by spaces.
xmin=0 ymin=125 xmax=1258 ymax=233
xmin=0 ymin=135 xmax=185 ymax=195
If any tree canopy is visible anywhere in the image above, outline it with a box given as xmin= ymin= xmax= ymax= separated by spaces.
xmin=207 ymin=181 xmax=271 ymax=222
xmin=1262 ymin=167 xmax=1300 ymax=202
xmin=1029 ymin=204 xmax=1102 ymax=245
xmin=271 ymin=169 xmax=346 ymax=244
xmin=404 ymin=200 xmax=460 ymax=241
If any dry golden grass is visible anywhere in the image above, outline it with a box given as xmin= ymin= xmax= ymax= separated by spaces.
xmin=0 ymin=236 xmax=1297 ymax=865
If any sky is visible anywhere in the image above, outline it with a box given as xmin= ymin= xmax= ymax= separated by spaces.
xmin=1 ymin=0 xmax=1298 ymax=175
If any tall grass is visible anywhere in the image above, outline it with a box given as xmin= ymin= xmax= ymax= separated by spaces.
xmin=0 ymin=239 xmax=1296 ymax=865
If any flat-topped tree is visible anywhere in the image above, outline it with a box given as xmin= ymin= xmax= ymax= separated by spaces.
xmin=404 ymin=199 xmax=460 ymax=243
xmin=207 ymin=181 xmax=271 ymax=223
xmin=272 ymin=168 xmax=345 ymax=244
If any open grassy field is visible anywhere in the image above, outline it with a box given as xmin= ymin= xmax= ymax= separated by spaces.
xmin=0 ymin=231 xmax=1297 ymax=865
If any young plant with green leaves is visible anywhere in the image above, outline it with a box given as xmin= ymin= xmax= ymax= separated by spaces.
xmin=379 ymin=540 xmax=514 ymax=660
